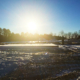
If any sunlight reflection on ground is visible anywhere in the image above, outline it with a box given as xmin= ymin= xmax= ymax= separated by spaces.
xmin=0 ymin=45 xmax=80 ymax=80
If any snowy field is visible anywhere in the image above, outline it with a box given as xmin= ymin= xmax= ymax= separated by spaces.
xmin=0 ymin=44 xmax=80 ymax=80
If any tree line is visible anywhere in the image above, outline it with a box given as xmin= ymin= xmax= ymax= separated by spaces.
xmin=0 ymin=27 xmax=80 ymax=42
xmin=59 ymin=30 xmax=80 ymax=39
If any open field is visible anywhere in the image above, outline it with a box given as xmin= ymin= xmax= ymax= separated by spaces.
xmin=0 ymin=44 xmax=80 ymax=80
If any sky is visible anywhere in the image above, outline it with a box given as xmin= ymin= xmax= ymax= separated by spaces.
xmin=0 ymin=0 xmax=80 ymax=34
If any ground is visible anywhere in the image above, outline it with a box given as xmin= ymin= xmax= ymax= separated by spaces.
xmin=0 ymin=45 xmax=80 ymax=80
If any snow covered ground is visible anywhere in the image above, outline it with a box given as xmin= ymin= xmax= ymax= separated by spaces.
xmin=0 ymin=44 xmax=57 ymax=46
xmin=59 ymin=45 xmax=80 ymax=50
xmin=0 ymin=44 xmax=80 ymax=80
xmin=0 ymin=43 xmax=80 ymax=49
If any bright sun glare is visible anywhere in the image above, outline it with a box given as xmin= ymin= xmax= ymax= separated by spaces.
xmin=27 ymin=21 xmax=37 ymax=34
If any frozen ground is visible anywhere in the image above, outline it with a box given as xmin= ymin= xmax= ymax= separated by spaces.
xmin=0 ymin=44 xmax=80 ymax=80
xmin=0 ymin=44 xmax=57 ymax=46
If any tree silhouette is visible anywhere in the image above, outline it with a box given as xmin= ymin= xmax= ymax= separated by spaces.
xmin=0 ymin=27 xmax=80 ymax=43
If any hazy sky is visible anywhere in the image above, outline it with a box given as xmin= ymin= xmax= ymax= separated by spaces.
xmin=0 ymin=0 xmax=80 ymax=34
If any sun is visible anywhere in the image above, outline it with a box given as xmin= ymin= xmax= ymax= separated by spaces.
xmin=27 ymin=21 xmax=37 ymax=34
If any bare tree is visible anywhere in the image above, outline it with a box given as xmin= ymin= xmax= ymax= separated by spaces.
xmin=73 ymin=31 xmax=78 ymax=39
xmin=59 ymin=31 xmax=64 ymax=37
xmin=67 ymin=32 xmax=72 ymax=39
xmin=64 ymin=33 xmax=68 ymax=39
